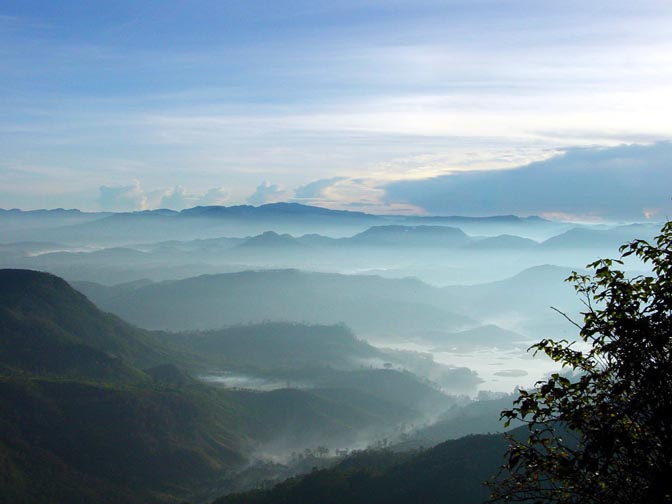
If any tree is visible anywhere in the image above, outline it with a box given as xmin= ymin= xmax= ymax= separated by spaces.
xmin=491 ymin=222 xmax=672 ymax=504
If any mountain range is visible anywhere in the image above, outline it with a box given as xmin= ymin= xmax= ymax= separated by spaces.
xmin=0 ymin=267 xmax=533 ymax=503
xmin=0 ymin=203 xmax=567 ymax=245
xmin=0 ymin=269 xmax=473 ymax=503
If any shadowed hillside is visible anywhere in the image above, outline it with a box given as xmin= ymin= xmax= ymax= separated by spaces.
xmin=216 ymin=430 xmax=513 ymax=504
xmin=1 ymin=269 xmax=471 ymax=503
xmin=75 ymin=270 xmax=474 ymax=334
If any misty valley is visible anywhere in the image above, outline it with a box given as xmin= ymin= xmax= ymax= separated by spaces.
xmin=0 ymin=203 xmax=660 ymax=503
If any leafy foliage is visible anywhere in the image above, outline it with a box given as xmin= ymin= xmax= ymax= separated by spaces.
xmin=492 ymin=222 xmax=672 ymax=503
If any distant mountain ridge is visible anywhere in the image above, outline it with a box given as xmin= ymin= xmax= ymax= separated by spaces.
xmin=1 ymin=203 xmax=550 ymax=221
xmin=1 ymin=203 xmax=569 ymax=244
xmin=541 ymin=223 xmax=659 ymax=249
xmin=348 ymin=225 xmax=470 ymax=247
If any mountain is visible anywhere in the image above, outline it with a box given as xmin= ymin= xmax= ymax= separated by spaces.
xmin=181 ymin=202 xmax=373 ymax=219
xmin=231 ymin=387 xmax=416 ymax=453
xmin=235 ymin=231 xmax=308 ymax=250
xmin=1 ymin=269 xmax=461 ymax=503
xmin=466 ymin=234 xmax=538 ymax=250
xmin=0 ymin=208 xmax=110 ymax=234
xmin=216 ymin=430 xmax=512 ymax=504
xmin=401 ymin=214 xmax=567 ymax=240
xmin=0 ymin=376 xmax=247 ymax=503
xmin=0 ymin=270 xmax=255 ymax=502
xmin=405 ymin=394 xmax=518 ymax=445
xmin=2 ymin=203 xmax=571 ymax=246
xmin=0 ymin=269 xmax=166 ymax=380
xmin=424 ymin=324 xmax=527 ymax=350
xmin=440 ymin=265 xmax=583 ymax=339
xmin=28 ymin=247 xmax=148 ymax=266
xmin=162 ymin=322 xmax=377 ymax=370
xmin=315 ymin=368 xmax=453 ymax=414
xmin=75 ymin=270 xmax=475 ymax=335
xmin=349 ymin=225 xmax=470 ymax=247
xmin=5 ymin=203 xmax=383 ymax=245
xmin=541 ymin=224 xmax=658 ymax=250
xmin=442 ymin=265 xmax=579 ymax=318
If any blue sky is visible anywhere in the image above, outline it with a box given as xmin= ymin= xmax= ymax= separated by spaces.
xmin=1 ymin=0 xmax=671 ymax=219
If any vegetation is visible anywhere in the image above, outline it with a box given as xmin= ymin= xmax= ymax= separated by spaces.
xmin=0 ymin=376 xmax=246 ymax=503
xmin=162 ymin=322 xmax=377 ymax=369
xmin=0 ymin=268 xmax=460 ymax=503
xmin=493 ymin=222 xmax=672 ymax=503
xmin=217 ymin=432 xmax=509 ymax=504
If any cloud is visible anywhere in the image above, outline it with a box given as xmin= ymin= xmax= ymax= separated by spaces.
xmin=98 ymin=180 xmax=147 ymax=212
xmin=159 ymin=186 xmax=189 ymax=210
xmin=383 ymin=142 xmax=672 ymax=221
xmin=159 ymin=186 xmax=230 ymax=210
xmin=246 ymin=182 xmax=289 ymax=205
xmin=291 ymin=176 xmax=424 ymax=214
xmin=294 ymin=177 xmax=347 ymax=200
xmin=198 ymin=187 xmax=230 ymax=205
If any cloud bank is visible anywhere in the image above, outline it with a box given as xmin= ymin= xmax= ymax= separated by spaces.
xmin=98 ymin=182 xmax=230 ymax=211
xmin=94 ymin=143 xmax=672 ymax=221
xmin=383 ymin=143 xmax=672 ymax=221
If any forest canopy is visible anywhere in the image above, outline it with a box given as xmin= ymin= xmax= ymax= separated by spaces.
xmin=493 ymin=222 xmax=672 ymax=503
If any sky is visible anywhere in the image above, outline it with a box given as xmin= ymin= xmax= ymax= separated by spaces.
xmin=1 ymin=0 xmax=671 ymax=220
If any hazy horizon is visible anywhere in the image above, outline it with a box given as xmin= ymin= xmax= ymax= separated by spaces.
xmin=0 ymin=200 xmax=666 ymax=226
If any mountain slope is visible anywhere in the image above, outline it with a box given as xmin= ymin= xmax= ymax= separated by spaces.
xmin=1 ymin=269 xmax=450 ymax=503
xmin=349 ymin=225 xmax=470 ymax=247
xmin=76 ymin=270 xmax=475 ymax=334
xmin=0 ymin=376 xmax=247 ymax=503
xmin=217 ymin=431 xmax=512 ymax=504
xmin=236 ymin=231 xmax=308 ymax=250
xmin=0 ymin=269 xmax=169 ymax=380
xmin=0 ymin=269 xmax=254 ymax=502
xmin=541 ymin=224 xmax=658 ymax=250
xmin=163 ymin=322 xmax=378 ymax=369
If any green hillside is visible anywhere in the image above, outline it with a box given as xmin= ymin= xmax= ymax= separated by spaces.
xmin=0 ymin=377 xmax=246 ymax=503
xmin=0 ymin=269 xmax=166 ymax=380
xmin=1 ymin=269 xmax=455 ymax=503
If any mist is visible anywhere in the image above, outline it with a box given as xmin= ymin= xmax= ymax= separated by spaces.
xmin=0 ymin=195 xmax=663 ymax=504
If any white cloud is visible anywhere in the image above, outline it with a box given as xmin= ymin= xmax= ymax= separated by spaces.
xmin=158 ymin=185 xmax=230 ymax=210
xmin=293 ymin=177 xmax=347 ymax=200
xmin=159 ymin=186 xmax=188 ymax=209
xmin=98 ymin=180 xmax=147 ymax=212
xmin=197 ymin=187 xmax=230 ymax=205
xmin=291 ymin=176 xmax=424 ymax=214
xmin=246 ymin=182 xmax=289 ymax=205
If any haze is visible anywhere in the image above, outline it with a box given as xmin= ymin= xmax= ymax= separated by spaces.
xmin=1 ymin=2 xmax=668 ymax=503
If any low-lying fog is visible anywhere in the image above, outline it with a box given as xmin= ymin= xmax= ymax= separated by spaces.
xmin=383 ymin=341 xmax=556 ymax=393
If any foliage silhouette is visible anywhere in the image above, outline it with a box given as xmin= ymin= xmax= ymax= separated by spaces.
xmin=492 ymin=222 xmax=672 ymax=503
